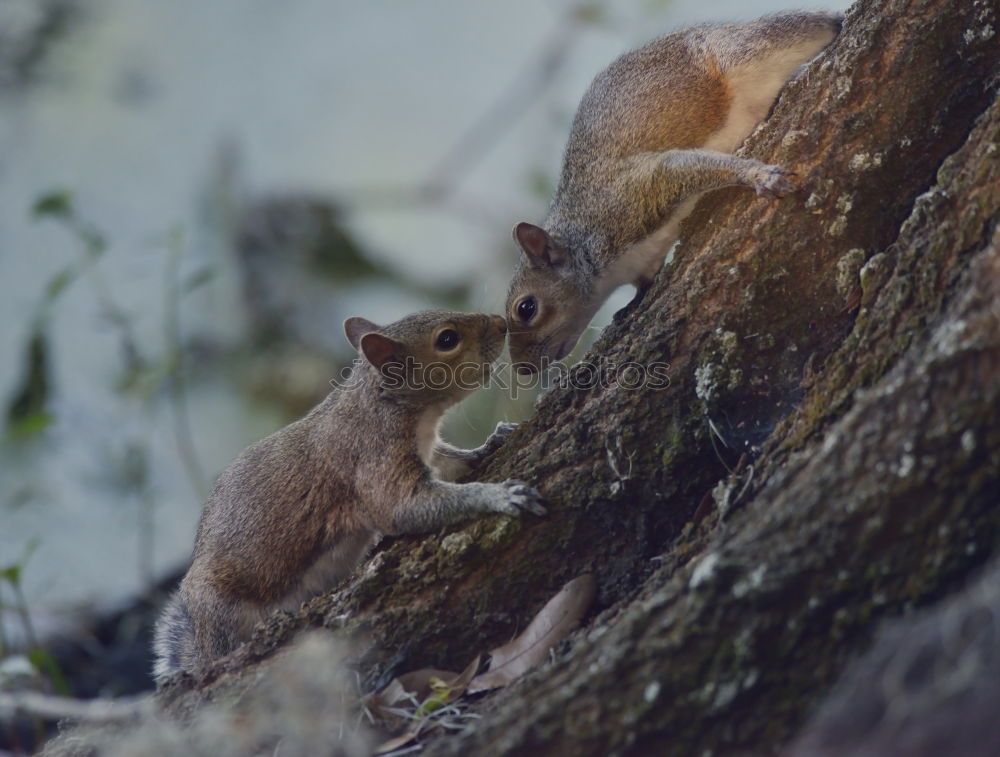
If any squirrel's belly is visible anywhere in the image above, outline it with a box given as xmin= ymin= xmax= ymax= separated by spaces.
xmin=704 ymin=39 xmax=831 ymax=153
xmin=277 ymin=530 xmax=379 ymax=610
xmin=600 ymin=194 xmax=703 ymax=296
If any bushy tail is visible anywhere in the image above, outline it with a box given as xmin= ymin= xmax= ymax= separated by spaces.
xmin=152 ymin=591 xmax=195 ymax=683
xmin=709 ymin=12 xmax=843 ymax=71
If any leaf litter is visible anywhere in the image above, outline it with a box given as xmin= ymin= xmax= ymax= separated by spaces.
xmin=369 ymin=573 xmax=596 ymax=754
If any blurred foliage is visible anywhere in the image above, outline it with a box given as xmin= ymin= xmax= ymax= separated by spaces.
xmin=527 ymin=168 xmax=557 ymax=204
xmin=28 ymin=189 xmax=170 ymax=398
xmin=26 ymin=647 xmax=71 ymax=696
xmin=0 ymin=0 xmax=76 ymax=90
xmin=183 ymin=265 xmax=217 ymax=294
xmin=573 ymin=3 xmax=609 ymax=25
xmin=31 ymin=190 xmax=73 ymax=220
xmin=4 ymin=195 xmax=100 ymax=438
xmin=10 ymin=189 xmax=210 ymax=593
xmin=237 ymin=194 xmax=470 ymax=352
xmin=0 ymin=538 xmax=70 ymax=755
xmin=301 ymin=203 xmax=382 ymax=283
xmin=33 ymin=190 xmax=107 ymax=255
xmin=5 ymin=330 xmax=53 ymax=438
xmin=30 ymin=189 xmax=150 ymax=396
xmin=0 ymin=541 xmax=69 ymax=692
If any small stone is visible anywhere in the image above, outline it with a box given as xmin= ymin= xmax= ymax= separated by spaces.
xmin=644 ymin=681 xmax=661 ymax=703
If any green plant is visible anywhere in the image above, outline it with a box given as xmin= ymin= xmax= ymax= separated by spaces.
xmin=21 ymin=190 xmax=214 ymax=592
xmin=0 ymin=539 xmax=69 ymax=696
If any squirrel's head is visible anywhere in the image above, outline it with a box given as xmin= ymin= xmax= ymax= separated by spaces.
xmin=343 ymin=310 xmax=507 ymax=404
xmin=506 ymin=222 xmax=597 ymax=374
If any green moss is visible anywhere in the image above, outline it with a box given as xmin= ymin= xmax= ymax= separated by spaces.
xmin=756 ymin=333 xmax=776 ymax=351
xmin=659 ymin=422 xmax=684 ymax=467
xmin=718 ymin=330 xmax=739 ymax=356
xmin=835 ymin=248 xmax=867 ymax=301
xmin=439 ymin=531 xmax=475 ymax=559
xmin=858 ymin=252 xmax=890 ymax=303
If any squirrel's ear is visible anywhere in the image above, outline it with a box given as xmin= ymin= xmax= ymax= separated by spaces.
xmin=359 ymin=332 xmax=404 ymax=372
xmin=512 ymin=222 xmax=565 ymax=268
xmin=344 ymin=317 xmax=381 ymax=350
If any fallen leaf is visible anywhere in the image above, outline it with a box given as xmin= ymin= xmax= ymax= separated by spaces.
xmin=369 ymin=655 xmax=481 ymax=716
xmin=416 ymin=654 xmax=481 ymax=715
xmin=370 ymin=655 xmax=482 ymax=752
xmin=468 ymin=574 xmax=596 ymax=693
xmin=374 ymin=730 xmax=419 ymax=754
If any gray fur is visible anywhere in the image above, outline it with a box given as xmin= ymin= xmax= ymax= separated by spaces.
xmin=507 ymin=12 xmax=842 ymax=370
xmin=153 ymin=311 xmax=544 ymax=682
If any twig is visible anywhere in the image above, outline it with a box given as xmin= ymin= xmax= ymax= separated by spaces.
xmin=69 ymin=215 xmax=146 ymax=379
xmin=0 ymin=691 xmax=150 ymax=725
xmin=422 ymin=6 xmax=587 ymax=193
xmin=164 ymin=230 xmax=209 ymax=502
xmin=707 ymin=416 xmax=735 ymax=475
xmin=331 ymin=4 xmax=589 ymax=226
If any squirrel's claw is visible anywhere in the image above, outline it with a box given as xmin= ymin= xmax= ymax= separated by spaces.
xmin=481 ymin=422 xmax=519 ymax=456
xmin=494 ymin=421 xmax=518 ymax=436
xmin=754 ymin=165 xmax=799 ymax=199
xmin=502 ymin=479 xmax=547 ymax=516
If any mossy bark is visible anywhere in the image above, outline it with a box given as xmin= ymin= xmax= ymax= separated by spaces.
xmin=154 ymin=1 xmax=999 ymax=755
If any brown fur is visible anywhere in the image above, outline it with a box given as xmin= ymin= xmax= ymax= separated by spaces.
xmin=153 ymin=311 xmax=544 ymax=681
xmin=569 ymin=40 xmax=730 ymax=158
xmin=507 ymin=12 xmax=842 ymax=371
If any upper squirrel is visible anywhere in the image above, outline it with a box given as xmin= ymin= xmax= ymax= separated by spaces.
xmin=153 ymin=310 xmax=544 ymax=681
xmin=505 ymin=12 xmax=842 ymax=372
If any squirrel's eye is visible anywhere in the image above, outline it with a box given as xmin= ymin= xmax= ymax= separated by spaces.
xmin=435 ymin=329 xmax=460 ymax=351
xmin=516 ymin=297 xmax=538 ymax=323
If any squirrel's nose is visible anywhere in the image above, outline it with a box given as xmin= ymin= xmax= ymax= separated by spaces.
xmin=491 ymin=315 xmax=507 ymax=335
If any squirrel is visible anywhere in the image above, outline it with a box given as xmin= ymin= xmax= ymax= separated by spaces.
xmin=505 ymin=12 xmax=843 ymax=372
xmin=153 ymin=310 xmax=545 ymax=681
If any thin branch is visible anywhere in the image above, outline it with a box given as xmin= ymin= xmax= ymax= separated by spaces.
xmin=70 ymin=216 xmax=146 ymax=378
xmin=164 ymin=230 xmax=209 ymax=502
xmin=0 ymin=691 xmax=150 ymax=725
xmin=421 ymin=7 xmax=587 ymax=193
xmin=329 ymin=5 xmax=590 ymax=226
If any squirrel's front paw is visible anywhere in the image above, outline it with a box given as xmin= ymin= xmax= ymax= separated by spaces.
xmin=486 ymin=421 xmax=518 ymax=449
xmin=497 ymin=479 xmax=547 ymax=517
xmin=474 ymin=422 xmax=518 ymax=463
xmin=753 ymin=165 xmax=798 ymax=199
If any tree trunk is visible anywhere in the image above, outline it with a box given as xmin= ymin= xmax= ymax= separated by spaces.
xmin=148 ymin=1 xmax=1000 ymax=755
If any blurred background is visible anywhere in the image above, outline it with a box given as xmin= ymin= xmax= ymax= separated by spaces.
xmin=0 ymin=0 xmax=850 ymax=739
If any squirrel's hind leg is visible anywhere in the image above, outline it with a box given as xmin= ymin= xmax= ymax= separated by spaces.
xmin=708 ymin=12 xmax=842 ymax=73
xmin=702 ymin=14 xmax=842 ymax=152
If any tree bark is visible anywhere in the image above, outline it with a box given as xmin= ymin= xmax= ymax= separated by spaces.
xmin=148 ymin=1 xmax=1000 ymax=755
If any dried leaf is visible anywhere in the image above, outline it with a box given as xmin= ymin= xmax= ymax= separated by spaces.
xmin=374 ymin=730 xmax=419 ymax=754
xmin=468 ymin=574 xmax=596 ymax=693
xmin=419 ymin=654 xmax=480 ymax=715
xmin=377 ymin=669 xmax=454 ymax=709
xmin=370 ymin=655 xmax=481 ymax=752
xmin=369 ymin=655 xmax=480 ymax=716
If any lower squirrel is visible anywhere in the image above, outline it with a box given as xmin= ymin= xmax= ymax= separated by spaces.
xmin=153 ymin=310 xmax=544 ymax=681
xmin=505 ymin=12 xmax=843 ymax=372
